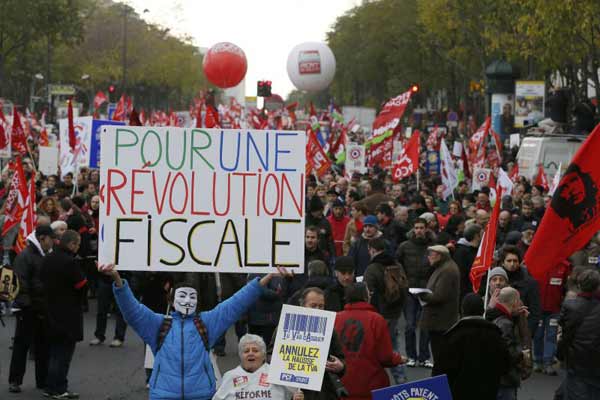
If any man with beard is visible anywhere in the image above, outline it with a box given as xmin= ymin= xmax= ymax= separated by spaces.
xmin=395 ymin=218 xmax=436 ymax=368
xmin=514 ymin=200 xmax=540 ymax=231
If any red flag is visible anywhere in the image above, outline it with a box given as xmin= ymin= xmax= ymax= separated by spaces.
xmin=2 ymin=158 xmax=28 ymax=236
xmin=461 ymin=144 xmax=471 ymax=179
xmin=11 ymin=109 xmax=27 ymax=155
xmin=426 ymin=125 xmax=440 ymax=150
xmin=524 ymin=123 xmax=600 ymax=282
xmin=39 ymin=127 xmax=49 ymax=147
xmin=469 ymin=117 xmax=490 ymax=169
xmin=372 ymin=90 xmax=412 ymax=137
xmin=67 ymin=99 xmax=76 ymax=151
xmin=139 ymin=109 xmax=147 ymax=126
xmin=330 ymin=125 xmax=347 ymax=156
xmin=0 ymin=107 xmax=7 ymax=149
xmin=112 ymin=95 xmax=126 ymax=121
xmin=93 ymin=91 xmax=108 ymax=110
xmin=205 ymin=105 xmax=220 ymax=128
xmin=306 ymin=129 xmax=331 ymax=178
xmin=14 ymin=178 xmax=36 ymax=254
xmin=535 ymin=163 xmax=549 ymax=191
xmin=470 ymin=188 xmax=503 ymax=293
xmin=392 ymin=131 xmax=420 ymax=182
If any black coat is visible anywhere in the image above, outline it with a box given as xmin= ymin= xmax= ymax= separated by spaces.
xmin=41 ymin=247 xmax=87 ymax=342
xmin=433 ymin=317 xmax=510 ymax=400
xmin=325 ymin=279 xmax=346 ymax=312
xmin=560 ymin=296 xmax=600 ymax=377
xmin=453 ymin=240 xmax=478 ymax=300
xmin=395 ymin=230 xmax=436 ymax=288
xmin=486 ymin=307 xmax=523 ymax=388
xmin=12 ymin=240 xmax=46 ymax=312
xmin=364 ymin=252 xmax=407 ymax=319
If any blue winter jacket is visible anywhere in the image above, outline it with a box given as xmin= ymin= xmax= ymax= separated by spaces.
xmin=113 ymin=278 xmax=263 ymax=400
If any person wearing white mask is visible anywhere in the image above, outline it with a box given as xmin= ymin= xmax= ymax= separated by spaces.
xmin=98 ymin=263 xmax=281 ymax=400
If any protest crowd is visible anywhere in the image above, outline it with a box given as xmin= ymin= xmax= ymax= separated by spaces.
xmin=0 ymin=90 xmax=598 ymax=400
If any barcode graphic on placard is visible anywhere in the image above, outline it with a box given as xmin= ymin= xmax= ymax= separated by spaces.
xmin=283 ymin=313 xmax=327 ymax=337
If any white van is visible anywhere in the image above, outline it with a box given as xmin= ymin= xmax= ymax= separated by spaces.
xmin=516 ymin=135 xmax=584 ymax=180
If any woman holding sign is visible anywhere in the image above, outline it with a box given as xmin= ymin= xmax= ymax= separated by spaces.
xmin=213 ymin=334 xmax=304 ymax=400
xmin=98 ymin=263 xmax=282 ymax=400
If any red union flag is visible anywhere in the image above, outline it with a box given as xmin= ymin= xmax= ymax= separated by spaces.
xmin=14 ymin=178 xmax=36 ymax=254
xmin=470 ymin=187 xmax=502 ymax=293
xmin=2 ymin=158 xmax=28 ymax=236
xmin=469 ymin=117 xmax=490 ymax=169
xmin=306 ymin=129 xmax=331 ymax=178
xmin=392 ymin=132 xmax=419 ymax=182
xmin=372 ymin=90 xmax=413 ymax=137
xmin=525 ymin=123 xmax=600 ymax=282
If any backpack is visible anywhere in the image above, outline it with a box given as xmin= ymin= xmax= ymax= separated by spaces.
xmin=383 ymin=263 xmax=408 ymax=303
xmin=0 ymin=265 xmax=19 ymax=302
xmin=156 ymin=312 xmax=209 ymax=352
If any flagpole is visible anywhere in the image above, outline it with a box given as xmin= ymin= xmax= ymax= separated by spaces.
xmin=416 ymin=169 xmax=420 ymax=191
xmin=483 ymin=266 xmax=491 ymax=319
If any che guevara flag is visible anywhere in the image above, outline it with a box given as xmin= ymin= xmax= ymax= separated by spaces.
xmin=525 ymin=123 xmax=600 ymax=282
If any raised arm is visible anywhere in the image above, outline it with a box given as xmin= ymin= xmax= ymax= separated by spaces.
xmin=99 ymin=263 xmax=163 ymax=351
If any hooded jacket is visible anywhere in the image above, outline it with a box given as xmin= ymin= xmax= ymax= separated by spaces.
xmin=335 ymin=302 xmax=402 ymax=400
xmin=348 ymin=231 xmax=387 ymax=277
xmin=395 ymin=229 xmax=436 ymax=288
xmin=113 ymin=278 xmax=263 ymax=400
xmin=12 ymin=232 xmax=47 ymax=312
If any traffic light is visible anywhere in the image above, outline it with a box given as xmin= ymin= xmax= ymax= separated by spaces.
xmin=410 ymin=84 xmax=420 ymax=93
xmin=257 ymin=80 xmax=272 ymax=97
xmin=108 ymin=85 xmax=116 ymax=102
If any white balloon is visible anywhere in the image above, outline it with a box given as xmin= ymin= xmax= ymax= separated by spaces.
xmin=286 ymin=42 xmax=336 ymax=92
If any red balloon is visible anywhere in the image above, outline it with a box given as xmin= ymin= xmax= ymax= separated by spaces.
xmin=202 ymin=42 xmax=248 ymax=88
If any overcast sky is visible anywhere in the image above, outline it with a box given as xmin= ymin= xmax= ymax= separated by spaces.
xmin=126 ymin=0 xmax=360 ymax=98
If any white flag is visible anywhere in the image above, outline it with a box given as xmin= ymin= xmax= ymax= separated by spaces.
xmin=497 ymin=168 xmax=514 ymax=197
xmin=548 ymin=162 xmax=562 ymax=196
xmin=440 ymin=139 xmax=458 ymax=199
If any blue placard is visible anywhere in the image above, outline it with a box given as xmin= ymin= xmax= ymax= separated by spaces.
xmin=89 ymin=119 xmax=125 ymax=168
xmin=372 ymin=375 xmax=453 ymax=400
xmin=425 ymin=150 xmax=440 ymax=175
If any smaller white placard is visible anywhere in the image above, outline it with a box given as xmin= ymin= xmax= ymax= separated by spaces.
xmin=268 ymin=304 xmax=336 ymax=391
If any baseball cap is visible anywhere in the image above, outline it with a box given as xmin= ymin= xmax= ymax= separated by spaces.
xmin=363 ymin=215 xmax=378 ymax=226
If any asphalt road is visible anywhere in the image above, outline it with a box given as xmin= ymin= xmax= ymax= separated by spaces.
xmin=0 ymin=300 xmax=561 ymax=399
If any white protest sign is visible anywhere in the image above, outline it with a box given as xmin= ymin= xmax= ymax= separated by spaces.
xmin=452 ymin=141 xmax=463 ymax=158
xmin=99 ymin=127 xmax=306 ymax=273
xmin=59 ymin=116 xmax=93 ymax=177
xmin=510 ymin=133 xmax=520 ymax=148
xmin=268 ymin=305 xmax=336 ymax=391
xmin=472 ymin=167 xmax=492 ymax=191
xmin=39 ymin=146 xmax=59 ymax=176
xmin=345 ymin=142 xmax=366 ymax=176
